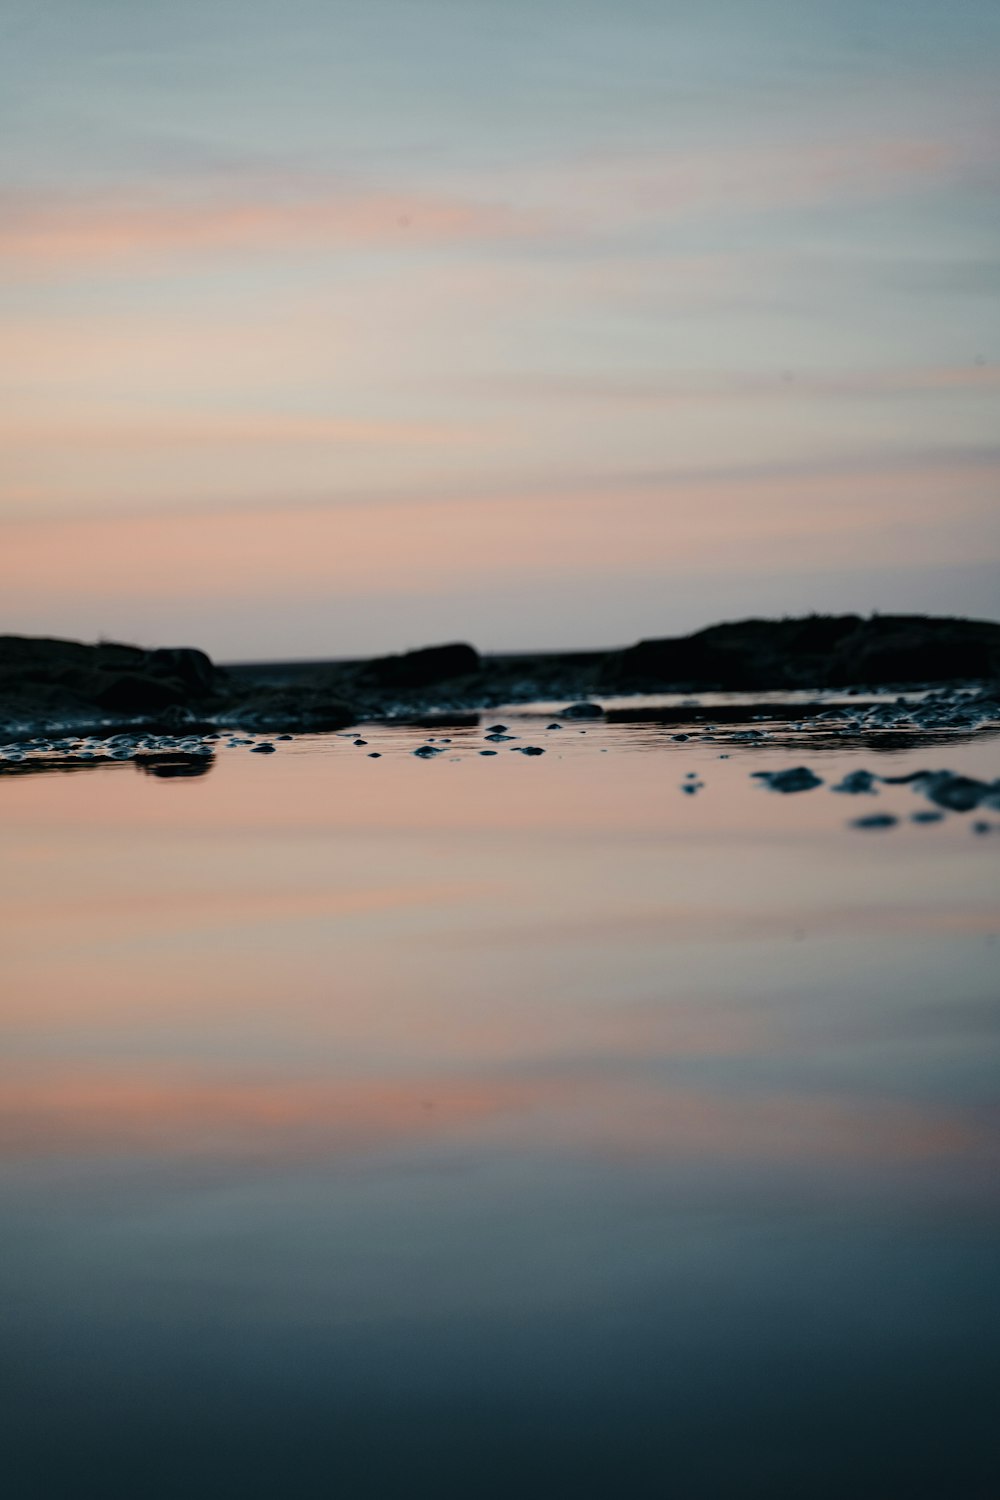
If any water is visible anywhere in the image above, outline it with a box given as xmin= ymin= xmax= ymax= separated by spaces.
xmin=2 ymin=711 xmax=998 ymax=1498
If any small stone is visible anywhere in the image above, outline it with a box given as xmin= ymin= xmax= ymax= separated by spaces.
xmin=250 ymin=743 xmax=276 ymax=753
xmin=368 ymin=752 xmax=381 ymax=758
xmin=915 ymin=771 xmax=990 ymax=813
xmin=851 ymin=813 xmax=898 ymax=829
xmin=752 ymin=767 xmax=823 ymax=793
xmin=832 ymin=770 xmax=878 ymax=795
xmin=561 ymin=702 xmax=603 ymax=719
xmin=413 ymin=745 xmax=442 ymax=758
xmin=519 ymin=746 xmax=545 ymax=756
xmin=480 ymin=750 xmax=497 ymax=756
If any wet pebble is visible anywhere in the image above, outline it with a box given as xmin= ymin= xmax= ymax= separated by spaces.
xmin=561 ymin=702 xmax=603 ymax=719
xmin=832 ymin=769 xmax=878 ymax=795
xmin=413 ymin=745 xmax=443 ymax=758
xmin=250 ymin=743 xmax=276 ymax=754
xmin=851 ymin=813 xmax=898 ymax=830
xmin=752 ymin=767 xmax=823 ymax=793
xmin=913 ymin=771 xmax=996 ymax=813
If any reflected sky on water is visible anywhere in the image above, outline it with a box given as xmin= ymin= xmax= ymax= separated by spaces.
xmin=1 ymin=718 xmax=998 ymax=1498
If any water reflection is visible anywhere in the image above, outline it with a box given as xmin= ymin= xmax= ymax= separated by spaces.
xmin=0 ymin=750 xmax=216 ymax=778
xmin=1 ymin=719 xmax=998 ymax=1498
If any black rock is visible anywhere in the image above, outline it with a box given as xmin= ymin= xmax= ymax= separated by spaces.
xmin=600 ymin=614 xmax=1000 ymax=691
xmin=752 ymin=766 xmax=824 ymax=793
xmin=362 ymin=642 xmax=480 ymax=690
xmin=561 ymin=702 xmax=604 ymax=719
xmin=146 ymin=647 xmax=216 ymax=693
xmin=914 ymin=771 xmax=993 ymax=812
xmin=92 ymin=672 xmax=188 ymax=712
xmin=831 ymin=769 xmax=878 ymax=795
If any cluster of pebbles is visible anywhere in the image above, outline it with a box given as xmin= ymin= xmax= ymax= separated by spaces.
xmin=0 ymin=731 xmax=222 ymax=778
xmin=752 ymin=763 xmax=1000 ymax=832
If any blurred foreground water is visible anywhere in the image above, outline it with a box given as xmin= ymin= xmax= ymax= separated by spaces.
xmin=2 ymin=706 xmax=998 ymax=1498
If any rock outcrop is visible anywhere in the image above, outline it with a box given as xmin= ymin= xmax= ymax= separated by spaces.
xmin=0 ymin=636 xmax=219 ymax=724
xmin=359 ymin=642 xmax=480 ymax=690
xmin=599 ymin=615 xmax=1000 ymax=691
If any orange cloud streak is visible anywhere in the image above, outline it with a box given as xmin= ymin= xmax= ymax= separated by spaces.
xmin=1 ymin=456 xmax=995 ymax=601
xmin=0 ymin=185 xmax=538 ymax=273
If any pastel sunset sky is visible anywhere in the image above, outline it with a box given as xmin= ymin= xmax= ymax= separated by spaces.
xmin=2 ymin=0 xmax=998 ymax=658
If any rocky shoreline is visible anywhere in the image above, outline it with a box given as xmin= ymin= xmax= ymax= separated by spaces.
xmin=2 ymin=613 xmax=999 ymax=742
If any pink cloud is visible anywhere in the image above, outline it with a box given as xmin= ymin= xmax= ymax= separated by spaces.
xmin=0 ymin=183 xmax=540 ymax=275
xmin=0 ymin=409 xmax=473 ymax=450
xmin=1 ymin=452 xmax=996 ymax=604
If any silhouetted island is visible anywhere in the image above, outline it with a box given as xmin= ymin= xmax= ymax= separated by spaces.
xmin=2 ymin=614 xmax=999 ymax=738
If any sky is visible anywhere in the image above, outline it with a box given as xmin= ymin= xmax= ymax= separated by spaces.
xmin=1 ymin=0 xmax=998 ymax=659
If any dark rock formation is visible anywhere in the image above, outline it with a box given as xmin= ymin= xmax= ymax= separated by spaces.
xmin=0 ymin=635 xmax=360 ymax=737
xmin=360 ymin=642 xmax=480 ymax=690
xmin=751 ymin=766 xmax=824 ymax=793
xmin=0 ymin=635 xmax=220 ymax=730
xmin=3 ymin=614 xmax=998 ymax=740
xmin=600 ymin=615 xmax=1000 ymax=691
xmin=560 ymin=701 xmax=604 ymax=719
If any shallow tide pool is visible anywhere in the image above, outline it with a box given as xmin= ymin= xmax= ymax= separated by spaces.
xmin=2 ymin=711 xmax=999 ymax=1498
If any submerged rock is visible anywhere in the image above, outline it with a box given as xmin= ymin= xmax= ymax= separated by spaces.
xmin=912 ymin=771 xmax=997 ymax=813
xmin=752 ymin=766 xmax=824 ymax=793
xmin=831 ymin=769 xmax=878 ymax=795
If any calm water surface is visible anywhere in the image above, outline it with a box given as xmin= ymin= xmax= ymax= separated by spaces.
xmin=2 ymin=714 xmax=999 ymax=1498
